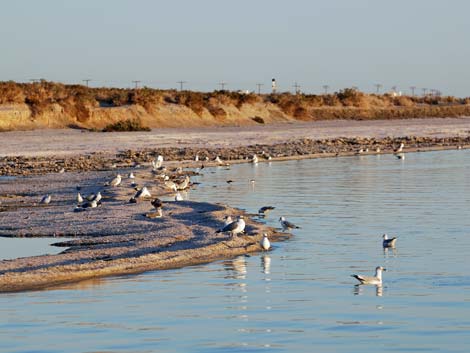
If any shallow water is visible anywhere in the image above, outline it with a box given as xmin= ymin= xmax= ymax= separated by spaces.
xmin=1 ymin=150 xmax=470 ymax=352
xmin=0 ymin=238 xmax=71 ymax=260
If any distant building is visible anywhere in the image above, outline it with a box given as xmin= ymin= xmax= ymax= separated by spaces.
xmin=271 ymin=78 xmax=277 ymax=93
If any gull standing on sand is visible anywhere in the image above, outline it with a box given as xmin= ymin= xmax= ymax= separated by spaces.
xmin=394 ymin=142 xmax=405 ymax=153
xmin=128 ymin=172 xmax=135 ymax=179
xmin=77 ymin=192 xmax=84 ymax=203
xmin=382 ymin=234 xmax=397 ymax=248
xmin=252 ymin=154 xmax=259 ymax=164
xmin=279 ymin=216 xmax=300 ymax=230
xmin=351 ymin=266 xmax=386 ymax=285
xmin=40 ymin=194 xmax=51 ymax=204
xmin=214 ymin=156 xmax=223 ymax=165
xmin=217 ymin=216 xmax=245 ymax=236
xmin=109 ymin=174 xmax=122 ymax=187
xmin=133 ymin=186 xmax=151 ymax=199
xmin=177 ymin=175 xmax=190 ymax=190
xmin=260 ymin=233 xmax=271 ymax=251
xmin=223 ymin=215 xmax=233 ymax=227
xmin=175 ymin=192 xmax=184 ymax=201
xmin=164 ymin=180 xmax=178 ymax=192
xmin=152 ymin=155 xmax=164 ymax=169
xmin=195 ymin=154 xmax=199 ymax=162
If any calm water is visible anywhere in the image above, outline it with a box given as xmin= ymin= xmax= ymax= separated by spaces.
xmin=1 ymin=150 xmax=470 ymax=352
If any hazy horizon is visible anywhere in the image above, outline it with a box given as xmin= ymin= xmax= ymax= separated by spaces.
xmin=1 ymin=0 xmax=469 ymax=96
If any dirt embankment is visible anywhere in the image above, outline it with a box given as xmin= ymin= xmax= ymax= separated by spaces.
xmin=1 ymin=81 xmax=470 ymax=131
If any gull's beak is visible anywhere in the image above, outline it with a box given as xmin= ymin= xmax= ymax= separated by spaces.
xmin=383 ymin=268 xmax=387 ymax=271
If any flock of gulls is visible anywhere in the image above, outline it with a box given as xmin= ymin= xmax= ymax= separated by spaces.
xmin=35 ymin=142 xmax=408 ymax=289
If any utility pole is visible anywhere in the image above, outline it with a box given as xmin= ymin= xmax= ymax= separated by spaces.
xmin=218 ymin=81 xmax=227 ymax=91
xmin=292 ymin=82 xmax=301 ymax=94
xmin=82 ymin=79 xmax=92 ymax=87
xmin=422 ymin=88 xmax=427 ymax=96
xmin=374 ymin=83 xmax=382 ymax=94
xmin=322 ymin=85 xmax=329 ymax=94
xmin=132 ymin=80 xmax=141 ymax=89
xmin=256 ymin=83 xmax=264 ymax=95
xmin=177 ymin=81 xmax=187 ymax=91
xmin=410 ymin=86 xmax=416 ymax=96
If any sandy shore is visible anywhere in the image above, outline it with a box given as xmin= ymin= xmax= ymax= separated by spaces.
xmin=1 ymin=117 xmax=469 ymax=157
xmin=0 ymin=117 xmax=469 ymax=292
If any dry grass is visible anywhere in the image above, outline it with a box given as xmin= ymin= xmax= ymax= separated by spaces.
xmin=0 ymin=81 xmax=469 ymax=124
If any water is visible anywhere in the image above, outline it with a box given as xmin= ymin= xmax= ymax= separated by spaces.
xmin=0 ymin=238 xmax=71 ymax=260
xmin=1 ymin=150 xmax=470 ymax=352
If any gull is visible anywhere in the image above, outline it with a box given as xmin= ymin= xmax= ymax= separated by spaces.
xmin=395 ymin=153 xmax=405 ymax=160
xmin=279 ymin=216 xmax=300 ymax=230
xmin=92 ymin=192 xmax=102 ymax=202
xmin=351 ymin=266 xmax=386 ymax=285
xmin=175 ymin=192 xmax=183 ymax=201
xmin=108 ymin=174 xmax=122 ymax=187
xmin=152 ymin=155 xmax=164 ymax=169
xmin=252 ymin=154 xmax=259 ymax=164
xmin=216 ymin=216 xmax=245 ymax=236
xmin=260 ymin=233 xmax=271 ymax=251
xmin=77 ymin=193 xmax=84 ymax=203
xmin=40 ymin=194 xmax=51 ymax=204
xmin=214 ymin=156 xmax=223 ymax=165
xmin=133 ymin=186 xmax=151 ymax=199
xmin=164 ymin=180 xmax=178 ymax=192
xmin=195 ymin=154 xmax=199 ymax=162
xmin=58 ymin=167 xmax=65 ymax=174
xmin=382 ymin=234 xmax=397 ymax=248
xmin=394 ymin=142 xmax=404 ymax=153
xmin=151 ymin=198 xmax=164 ymax=209
xmin=145 ymin=207 xmax=163 ymax=219
xmin=128 ymin=172 xmax=135 ymax=179
xmin=223 ymin=215 xmax=233 ymax=226
xmin=258 ymin=206 xmax=275 ymax=215
xmin=177 ymin=176 xmax=190 ymax=190
xmin=375 ymin=147 xmax=381 ymax=153
xmin=81 ymin=199 xmax=98 ymax=209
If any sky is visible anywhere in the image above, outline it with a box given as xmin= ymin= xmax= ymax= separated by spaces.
xmin=1 ymin=0 xmax=469 ymax=96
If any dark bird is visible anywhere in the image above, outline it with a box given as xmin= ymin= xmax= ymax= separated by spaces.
xmin=151 ymin=198 xmax=164 ymax=209
xmin=258 ymin=206 xmax=275 ymax=215
xmin=382 ymin=234 xmax=398 ymax=248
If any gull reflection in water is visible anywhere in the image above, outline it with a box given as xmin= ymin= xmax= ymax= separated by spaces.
xmin=261 ymin=254 xmax=271 ymax=275
xmin=383 ymin=246 xmax=398 ymax=258
xmin=223 ymin=255 xmax=247 ymax=280
xmin=353 ymin=284 xmax=384 ymax=297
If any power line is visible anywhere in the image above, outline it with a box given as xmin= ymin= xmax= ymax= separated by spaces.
xmin=177 ymin=81 xmax=187 ymax=91
xmin=292 ymin=82 xmax=301 ymax=94
xmin=82 ymin=79 xmax=92 ymax=87
xmin=374 ymin=83 xmax=382 ymax=94
xmin=218 ymin=81 xmax=228 ymax=91
xmin=255 ymin=83 xmax=264 ymax=95
xmin=322 ymin=85 xmax=329 ymax=94
xmin=132 ymin=80 xmax=141 ymax=89
xmin=410 ymin=86 xmax=416 ymax=96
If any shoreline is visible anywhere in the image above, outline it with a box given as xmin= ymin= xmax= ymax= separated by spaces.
xmin=1 ymin=118 xmax=469 ymax=292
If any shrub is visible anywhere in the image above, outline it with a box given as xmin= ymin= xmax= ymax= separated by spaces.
xmin=101 ymin=118 xmax=151 ymax=132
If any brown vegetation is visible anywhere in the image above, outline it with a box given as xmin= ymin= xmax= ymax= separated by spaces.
xmin=101 ymin=118 xmax=151 ymax=132
xmin=0 ymin=81 xmax=469 ymax=131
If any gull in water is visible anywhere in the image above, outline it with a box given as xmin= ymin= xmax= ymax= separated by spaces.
xmin=40 ymin=194 xmax=51 ymax=204
xmin=108 ymin=174 xmax=122 ymax=187
xmin=260 ymin=233 xmax=271 ymax=251
xmin=216 ymin=216 xmax=245 ymax=236
xmin=382 ymin=234 xmax=397 ymax=248
xmin=252 ymin=154 xmax=259 ymax=164
xmin=395 ymin=153 xmax=405 ymax=160
xmin=258 ymin=206 xmax=275 ymax=216
xmin=351 ymin=266 xmax=386 ymax=285
xmin=77 ymin=192 xmax=84 ymax=203
xmin=279 ymin=216 xmax=300 ymax=230
xmin=175 ymin=192 xmax=184 ymax=201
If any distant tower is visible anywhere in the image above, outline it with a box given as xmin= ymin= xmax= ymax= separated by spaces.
xmin=271 ymin=78 xmax=277 ymax=93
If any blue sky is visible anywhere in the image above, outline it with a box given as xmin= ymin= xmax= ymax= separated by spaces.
xmin=1 ymin=0 xmax=469 ymax=96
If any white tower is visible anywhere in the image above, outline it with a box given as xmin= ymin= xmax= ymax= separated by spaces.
xmin=271 ymin=78 xmax=277 ymax=93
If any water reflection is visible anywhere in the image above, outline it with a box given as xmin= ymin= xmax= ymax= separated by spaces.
xmin=353 ymin=284 xmax=384 ymax=297
xmin=383 ymin=246 xmax=398 ymax=257
xmin=261 ymin=254 xmax=271 ymax=275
